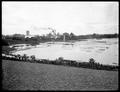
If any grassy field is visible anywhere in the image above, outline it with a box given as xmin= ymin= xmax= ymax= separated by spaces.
xmin=2 ymin=60 xmax=118 ymax=90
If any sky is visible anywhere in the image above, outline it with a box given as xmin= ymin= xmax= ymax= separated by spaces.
xmin=2 ymin=1 xmax=119 ymax=35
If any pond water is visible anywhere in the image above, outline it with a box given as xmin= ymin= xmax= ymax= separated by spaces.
xmin=14 ymin=38 xmax=118 ymax=65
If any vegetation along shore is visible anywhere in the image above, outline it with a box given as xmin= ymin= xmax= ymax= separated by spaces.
xmin=2 ymin=53 xmax=118 ymax=71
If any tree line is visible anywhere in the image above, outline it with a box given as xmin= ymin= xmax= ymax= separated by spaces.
xmin=2 ymin=53 xmax=118 ymax=71
xmin=2 ymin=33 xmax=118 ymax=45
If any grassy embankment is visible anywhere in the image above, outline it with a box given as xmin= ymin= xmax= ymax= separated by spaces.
xmin=2 ymin=59 xmax=118 ymax=90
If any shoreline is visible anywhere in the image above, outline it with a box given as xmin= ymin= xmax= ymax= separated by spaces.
xmin=2 ymin=38 xmax=118 ymax=70
xmin=10 ymin=39 xmax=118 ymax=66
xmin=2 ymin=54 xmax=118 ymax=71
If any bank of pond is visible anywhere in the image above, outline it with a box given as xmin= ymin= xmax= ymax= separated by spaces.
xmin=2 ymin=53 xmax=118 ymax=71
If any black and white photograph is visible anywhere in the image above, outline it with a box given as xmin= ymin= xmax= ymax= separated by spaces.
xmin=2 ymin=1 xmax=119 ymax=90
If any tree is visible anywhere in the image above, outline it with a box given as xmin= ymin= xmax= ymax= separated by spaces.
xmin=30 ymin=55 xmax=36 ymax=61
xmin=17 ymin=54 xmax=21 ymax=60
xmin=63 ymin=32 xmax=70 ymax=40
xmin=63 ymin=32 xmax=70 ymax=37
xmin=46 ymin=33 xmax=52 ymax=39
xmin=22 ymin=54 xmax=27 ymax=61
xmin=58 ymin=57 xmax=64 ymax=61
xmin=70 ymin=32 xmax=76 ymax=40
xmin=89 ymin=58 xmax=95 ymax=64
xmin=57 ymin=57 xmax=64 ymax=64
xmin=89 ymin=58 xmax=95 ymax=68
xmin=56 ymin=32 xmax=61 ymax=38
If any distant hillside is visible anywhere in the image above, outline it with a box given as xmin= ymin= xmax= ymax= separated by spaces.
xmin=2 ymin=60 xmax=118 ymax=90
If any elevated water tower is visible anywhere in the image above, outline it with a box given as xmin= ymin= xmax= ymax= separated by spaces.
xmin=26 ymin=30 xmax=30 ymax=36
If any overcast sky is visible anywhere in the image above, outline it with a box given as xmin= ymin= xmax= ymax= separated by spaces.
xmin=2 ymin=1 xmax=119 ymax=35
